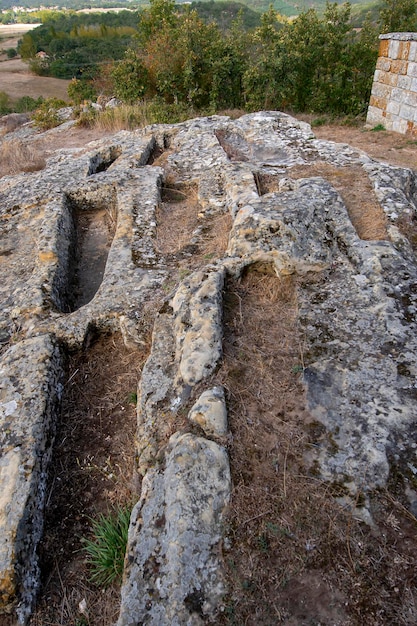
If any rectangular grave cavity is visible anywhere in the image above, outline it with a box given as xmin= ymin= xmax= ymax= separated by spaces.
xmin=88 ymin=146 xmax=122 ymax=176
xmin=31 ymin=332 xmax=147 ymax=626
xmin=156 ymin=179 xmax=231 ymax=268
xmin=215 ymin=129 xmax=250 ymax=162
xmin=56 ymin=186 xmax=117 ymax=312
xmin=213 ymin=264 xmax=329 ymax=624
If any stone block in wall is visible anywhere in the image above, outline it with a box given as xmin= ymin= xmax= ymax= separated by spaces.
xmin=366 ymin=105 xmax=385 ymax=127
xmin=386 ymin=100 xmax=401 ymax=115
xmin=376 ymin=56 xmax=391 ymax=72
xmin=389 ymin=39 xmax=401 ymax=59
xmin=407 ymin=61 xmax=417 ymax=77
xmin=379 ymin=39 xmax=390 ymax=58
xmin=404 ymin=90 xmax=417 ymax=107
xmin=397 ymin=74 xmax=412 ymax=90
xmin=399 ymin=103 xmax=415 ymax=121
xmin=392 ymin=117 xmax=408 ymax=133
xmin=391 ymin=59 xmax=409 ymax=75
xmin=369 ymin=95 xmax=388 ymax=111
xmin=410 ymin=41 xmax=417 ymax=62
xmin=375 ymin=69 xmax=398 ymax=86
xmin=391 ymin=87 xmax=404 ymax=102
xmin=399 ymin=41 xmax=411 ymax=60
xmin=373 ymin=81 xmax=389 ymax=98
xmin=371 ymin=81 xmax=393 ymax=99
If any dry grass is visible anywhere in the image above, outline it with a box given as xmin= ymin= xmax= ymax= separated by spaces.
xmin=92 ymin=104 xmax=148 ymax=132
xmin=0 ymin=138 xmax=46 ymax=177
xmin=77 ymin=102 xmax=197 ymax=133
xmin=156 ymin=182 xmax=201 ymax=255
xmin=212 ymin=267 xmax=417 ymax=625
xmin=258 ymin=163 xmax=388 ymax=241
xmin=29 ymin=333 xmax=150 ymax=626
xmin=216 ymin=109 xmax=246 ymax=120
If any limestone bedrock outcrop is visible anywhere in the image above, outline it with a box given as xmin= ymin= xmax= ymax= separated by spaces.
xmin=118 ymin=432 xmax=230 ymax=626
xmin=1 ymin=110 xmax=417 ymax=624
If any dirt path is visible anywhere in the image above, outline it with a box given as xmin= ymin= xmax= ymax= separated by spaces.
xmin=297 ymin=115 xmax=417 ymax=170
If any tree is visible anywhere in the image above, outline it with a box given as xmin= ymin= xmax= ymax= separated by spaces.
xmin=242 ymin=6 xmax=285 ymax=110
xmin=380 ymin=0 xmax=417 ymax=33
xmin=67 ymin=77 xmax=96 ymax=103
xmin=111 ymin=50 xmax=149 ymax=103
xmin=18 ymin=33 xmax=36 ymax=60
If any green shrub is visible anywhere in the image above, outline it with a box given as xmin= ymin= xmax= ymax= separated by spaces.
xmin=82 ymin=505 xmax=131 ymax=587
xmin=14 ymin=95 xmax=43 ymax=113
xmin=145 ymin=98 xmax=195 ymax=125
xmin=0 ymin=91 xmax=11 ymax=115
xmin=67 ymin=78 xmax=97 ymax=105
xmin=32 ymin=97 xmax=67 ymax=130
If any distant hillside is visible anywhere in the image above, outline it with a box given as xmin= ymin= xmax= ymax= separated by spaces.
xmin=0 ymin=0 xmax=380 ymax=19
xmin=230 ymin=0 xmax=380 ymax=18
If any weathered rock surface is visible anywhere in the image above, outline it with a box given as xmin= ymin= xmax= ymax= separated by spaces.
xmin=118 ymin=432 xmax=230 ymax=626
xmin=0 ymin=336 xmax=63 ymax=623
xmin=1 ymin=110 xmax=417 ymax=623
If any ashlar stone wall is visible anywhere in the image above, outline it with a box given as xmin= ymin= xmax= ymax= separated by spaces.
xmin=367 ymin=33 xmax=417 ymax=135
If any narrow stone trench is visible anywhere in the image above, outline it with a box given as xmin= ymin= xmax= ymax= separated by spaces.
xmin=61 ymin=190 xmax=117 ymax=313
xmin=214 ymin=267 xmax=417 ymax=625
xmin=215 ymin=267 xmax=352 ymax=625
xmin=72 ymin=209 xmax=116 ymax=308
xmin=29 ymin=332 xmax=149 ymax=626
xmin=213 ymin=267 xmax=336 ymax=624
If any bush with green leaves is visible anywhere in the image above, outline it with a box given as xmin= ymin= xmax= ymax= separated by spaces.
xmin=67 ymin=78 xmax=97 ymax=105
xmin=0 ymin=91 xmax=11 ymax=115
xmin=82 ymin=505 xmax=131 ymax=588
xmin=31 ymin=97 xmax=68 ymax=130
xmin=243 ymin=2 xmax=378 ymax=116
xmin=380 ymin=0 xmax=417 ymax=33
xmin=14 ymin=95 xmax=44 ymax=113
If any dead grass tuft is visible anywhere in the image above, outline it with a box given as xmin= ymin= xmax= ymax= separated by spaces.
xmin=93 ymin=105 xmax=147 ymax=132
xmin=156 ymin=182 xmax=201 ymax=255
xmin=0 ymin=138 xmax=46 ymax=177
xmin=216 ymin=109 xmax=246 ymax=120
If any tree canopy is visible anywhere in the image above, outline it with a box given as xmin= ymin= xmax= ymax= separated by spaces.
xmin=16 ymin=0 xmax=417 ymax=117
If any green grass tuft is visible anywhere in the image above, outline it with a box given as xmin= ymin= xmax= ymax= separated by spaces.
xmin=82 ymin=505 xmax=131 ymax=587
